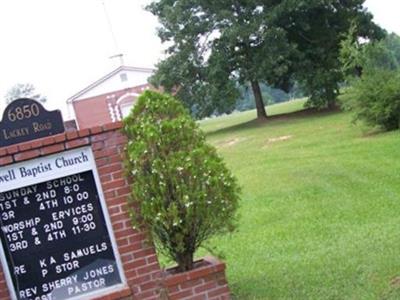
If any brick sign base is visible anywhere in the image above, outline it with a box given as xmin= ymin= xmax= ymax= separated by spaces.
xmin=159 ymin=257 xmax=230 ymax=300
xmin=0 ymin=121 xmax=231 ymax=300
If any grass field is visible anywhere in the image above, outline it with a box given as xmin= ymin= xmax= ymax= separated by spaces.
xmin=198 ymin=100 xmax=400 ymax=299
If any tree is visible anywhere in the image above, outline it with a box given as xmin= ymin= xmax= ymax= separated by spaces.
xmin=280 ymin=2 xmax=383 ymax=109
xmin=147 ymin=0 xmax=382 ymax=120
xmin=123 ymin=91 xmax=240 ymax=271
xmin=5 ymin=83 xmax=47 ymax=105
xmin=151 ymin=48 xmax=240 ymax=118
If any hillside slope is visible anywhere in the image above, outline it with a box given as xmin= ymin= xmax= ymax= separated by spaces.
xmin=200 ymin=101 xmax=400 ymax=299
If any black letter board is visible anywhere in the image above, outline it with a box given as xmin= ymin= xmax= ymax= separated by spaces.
xmin=0 ymin=161 xmax=126 ymax=300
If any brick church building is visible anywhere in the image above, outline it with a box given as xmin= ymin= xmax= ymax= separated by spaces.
xmin=67 ymin=65 xmax=154 ymax=129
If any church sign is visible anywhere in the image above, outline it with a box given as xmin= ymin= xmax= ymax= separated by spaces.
xmin=0 ymin=99 xmax=65 ymax=148
xmin=0 ymin=147 xmax=126 ymax=300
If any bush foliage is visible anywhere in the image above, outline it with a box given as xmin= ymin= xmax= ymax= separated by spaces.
xmin=123 ymin=91 xmax=240 ymax=272
xmin=341 ymin=33 xmax=400 ymax=130
xmin=341 ymin=69 xmax=400 ymax=130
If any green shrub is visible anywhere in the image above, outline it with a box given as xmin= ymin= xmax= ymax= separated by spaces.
xmin=341 ymin=69 xmax=400 ymax=130
xmin=341 ymin=33 xmax=400 ymax=130
xmin=123 ymin=91 xmax=240 ymax=272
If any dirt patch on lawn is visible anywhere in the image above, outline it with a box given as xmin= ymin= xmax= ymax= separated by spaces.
xmin=216 ymin=137 xmax=246 ymax=148
xmin=267 ymin=135 xmax=292 ymax=143
xmin=262 ymin=135 xmax=293 ymax=149
xmin=390 ymin=276 xmax=400 ymax=288
xmin=380 ymin=276 xmax=400 ymax=299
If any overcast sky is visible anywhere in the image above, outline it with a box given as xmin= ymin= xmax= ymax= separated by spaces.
xmin=0 ymin=0 xmax=398 ymax=118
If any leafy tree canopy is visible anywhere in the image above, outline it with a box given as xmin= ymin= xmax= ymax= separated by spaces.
xmin=147 ymin=0 xmax=383 ymax=119
xmin=5 ymin=83 xmax=47 ymax=105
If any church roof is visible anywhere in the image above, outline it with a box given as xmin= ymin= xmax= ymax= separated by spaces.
xmin=67 ymin=65 xmax=154 ymax=103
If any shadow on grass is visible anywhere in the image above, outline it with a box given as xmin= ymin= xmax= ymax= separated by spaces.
xmin=206 ymin=107 xmax=342 ymax=137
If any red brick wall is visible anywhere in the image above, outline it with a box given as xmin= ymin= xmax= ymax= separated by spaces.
xmin=0 ymin=122 xmax=232 ymax=300
xmin=160 ymin=257 xmax=231 ymax=300
xmin=0 ymin=122 xmax=162 ymax=300
xmin=72 ymin=84 xmax=150 ymax=129
xmin=73 ymin=96 xmax=112 ymax=129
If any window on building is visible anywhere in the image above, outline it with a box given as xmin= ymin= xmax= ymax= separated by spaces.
xmin=120 ymin=73 xmax=128 ymax=82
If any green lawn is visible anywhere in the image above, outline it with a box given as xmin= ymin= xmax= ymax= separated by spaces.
xmin=198 ymin=100 xmax=400 ymax=299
